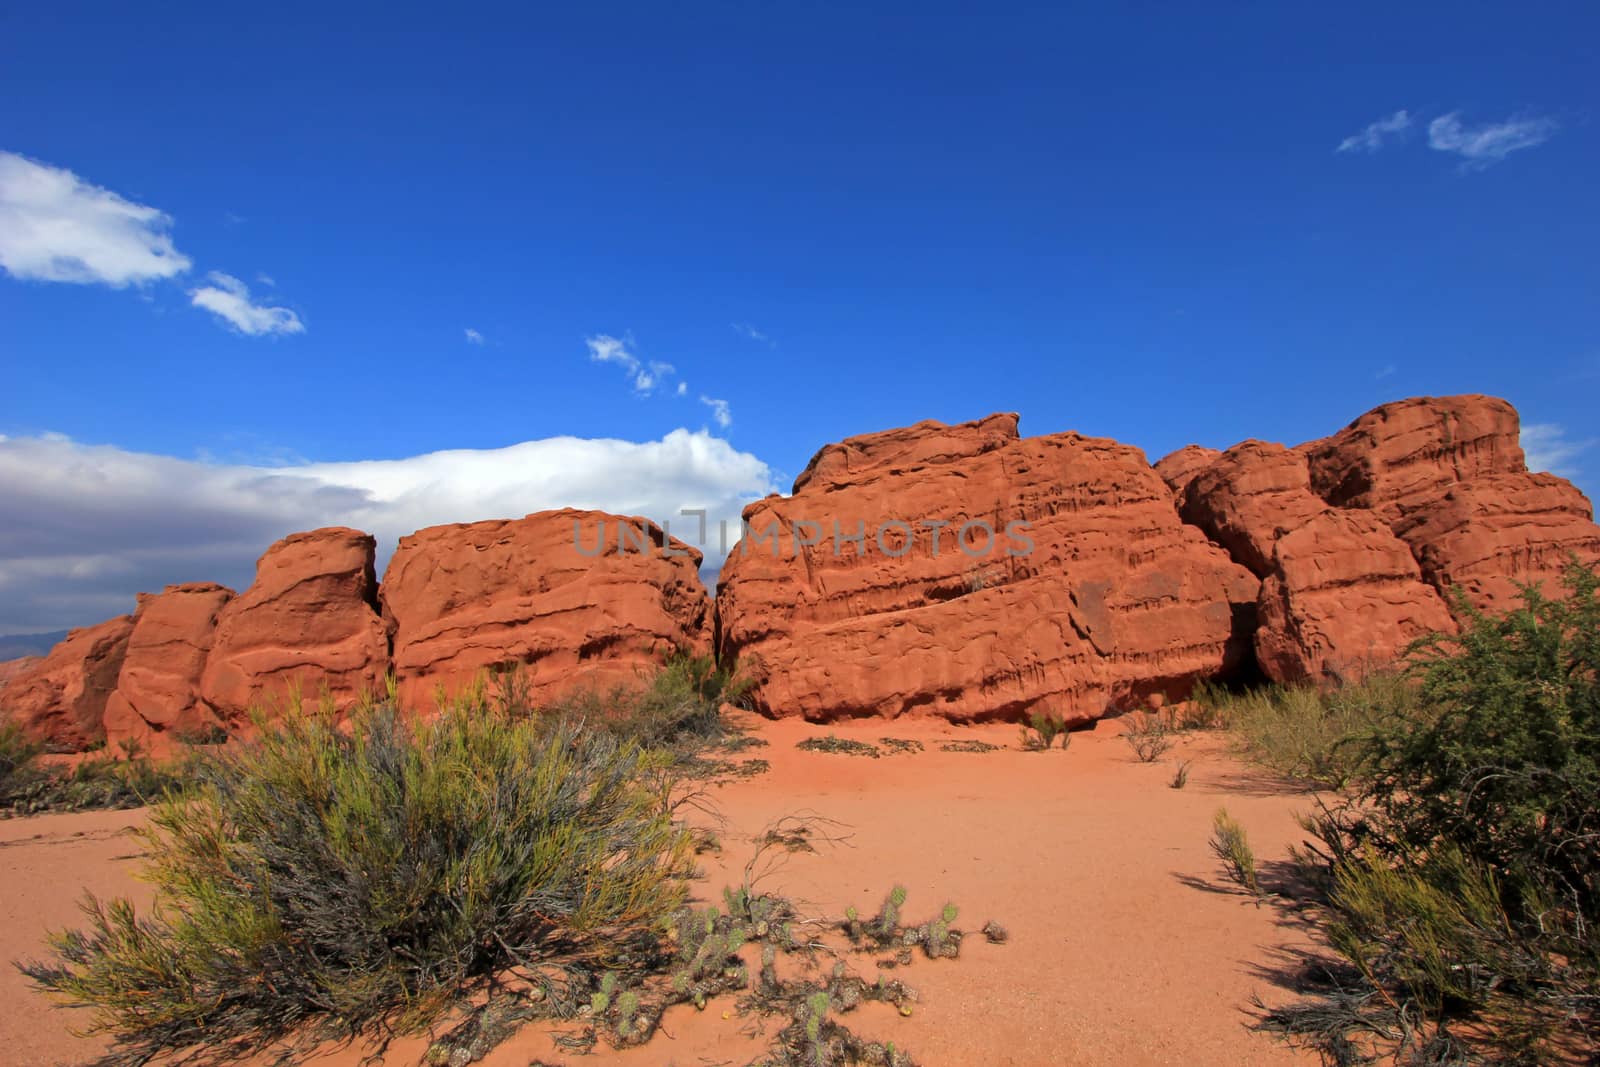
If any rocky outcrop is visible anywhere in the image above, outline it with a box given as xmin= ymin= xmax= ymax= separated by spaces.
xmin=1302 ymin=395 xmax=1525 ymax=519
xmin=381 ymin=509 xmax=712 ymax=710
xmin=1389 ymin=474 xmax=1600 ymax=612
xmin=102 ymin=583 xmax=233 ymax=751
xmin=199 ymin=528 xmax=389 ymax=724
xmin=1154 ymin=445 xmax=1220 ymax=500
xmin=1255 ymin=511 xmax=1456 ymax=684
xmin=1179 ymin=442 xmax=1329 ymax=578
xmin=2 ymin=617 xmax=134 ymax=749
xmin=1302 ymin=395 xmax=1599 ymax=611
xmin=716 ymin=414 xmax=1260 ymax=723
xmin=0 ymin=656 xmax=39 ymax=692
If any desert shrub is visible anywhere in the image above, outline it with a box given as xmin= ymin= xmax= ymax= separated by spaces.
xmin=536 ymin=650 xmax=751 ymax=753
xmin=22 ymin=701 xmax=694 ymax=1064
xmin=797 ymin=736 xmax=882 ymax=758
xmin=1019 ymin=711 xmax=1068 ymax=751
xmin=1122 ymin=711 xmax=1172 ymax=762
xmin=0 ymin=715 xmax=46 ymax=801
xmin=1210 ymin=807 xmax=1261 ymax=897
xmin=1257 ymin=562 xmax=1600 ymax=1063
xmin=1201 ymin=673 xmax=1419 ymax=789
xmin=1169 ymin=759 xmax=1192 ymax=789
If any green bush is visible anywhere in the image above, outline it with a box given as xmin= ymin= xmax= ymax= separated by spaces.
xmin=1018 ymin=711 xmax=1068 ymax=751
xmin=22 ymin=700 xmax=694 ymax=1063
xmin=0 ymin=720 xmax=187 ymax=815
xmin=1258 ymin=562 xmax=1600 ymax=1063
xmin=540 ymin=650 xmax=752 ymax=752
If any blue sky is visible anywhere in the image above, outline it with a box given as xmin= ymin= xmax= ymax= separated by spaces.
xmin=1 ymin=2 xmax=1596 ymax=632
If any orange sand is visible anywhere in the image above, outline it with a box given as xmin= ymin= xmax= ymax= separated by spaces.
xmin=1 ymin=716 xmax=1325 ymax=1066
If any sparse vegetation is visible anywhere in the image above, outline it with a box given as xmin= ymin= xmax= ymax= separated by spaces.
xmin=1210 ymin=807 xmax=1261 ymax=897
xmin=1018 ymin=710 xmax=1069 ymax=751
xmin=1121 ymin=710 xmax=1172 ymax=762
xmin=0 ymin=722 xmax=187 ymax=816
xmin=1169 ymin=759 xmax=1192 ymax=789
xmin=797 ymin=735 xmax=882 ymax=758
xmin=939 ymin=739 xmax=999 ymax=753
xmin=878 ymin=737 xmax=924 ymax=755
xmin=1244 ymin=562 xmax=1600 ymax=1064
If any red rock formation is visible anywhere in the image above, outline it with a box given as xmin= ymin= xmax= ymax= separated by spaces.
xmin=381 ymin=509 xmax=712 ymax=711
xmin=102 ymin=583 xmax=233 ymax=751
xmin=1255 ymin=511 xmax=1455 ymax=684
xmin=2 ymin=617 xmax=133 ymax=749
xmin=0 ymin=656 xmax=39 ymax=692
xmin=1389 ymin=474 xmax=1600 ymax=612
xmin=1179 ymin=441 xmax=1329 ymax=578
xmin=199 ymin=528 xmax=388 ymax=723
xmin=1302 ymin=395 xmax=1525 ymax=519
xmin=1301 ymin=395 xmax=1600 ymax=612
xmin=1154 ymin=445 xmax=1221 ymax=500
xmin=716 ymin=414 xmax=1260 ymax=723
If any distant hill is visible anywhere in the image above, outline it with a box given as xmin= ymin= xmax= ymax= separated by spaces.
xmin=0 ymin=630 xmax=68 ymax=660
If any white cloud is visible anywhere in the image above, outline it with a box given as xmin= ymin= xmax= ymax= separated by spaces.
xmin=0 ymin=429 xmax=777 ymax=632
xmin=0 ymin=150 xmax=192 ymax=286
xmin=700 ymin=395 xmax=733 ymax=429
xmin=676 ymin=382 xmax=688 ymax=397
xmin=1375 ymin=364 xmax=1397 ymax=380
xmin=1428 ymin=112 xmax=1558 ymax=168
xmin=1521 ymin=423 xmax=1594 ymax=479
xmin=1337 ymin=110 xmax=1413 ymax=154
xmin=190 ymin=272 xmax=305 ymax=336
xmin=256 ymin=272 xmax=276 ymax=287
xmin=732 ymin=321 xmax=775 ymax=346
xmin=586 ymin=334 xmax=677 ymax=395
xmin=464 ymin=327 xmax=484 ymax=344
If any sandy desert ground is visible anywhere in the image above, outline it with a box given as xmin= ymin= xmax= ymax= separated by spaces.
xmin=0 ymin=716 xmax=1327 ymax=1067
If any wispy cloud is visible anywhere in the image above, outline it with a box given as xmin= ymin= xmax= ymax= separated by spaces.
xmin=190 ymin=272 xmax=305 ymax=336
xmin=732 ymin=322 xmax=775 ymax=347
xmin=256 ymin=272 xmax=275 ymax=287
xmin=586 ymin=334 xmax=678 ymax=395
xmin=1375 ymin=364 xmax=1397 ymax=380
xmin=0 ymin=150 xmax=192 ymax=286
xmin=0 ymin=429 xmax=777 ymax=631
xmin=700 ymin=395 xmax=732 ymax=429
xmin=1428 ymin=112 xmax=1558 ymax=169
xmin=464 ymin=327 xmax=484 ymax=345
xmin=1337 ymin=110 xmax=1413 ymax=154
xmin=1521 ymin=423 xmax=1595 ymax=479
xmin=676 ymin=382 xmax=688 ymax=397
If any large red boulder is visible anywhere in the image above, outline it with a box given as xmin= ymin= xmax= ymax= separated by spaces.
xmin=1255 ymin=510 xmax=1456 ymax=684
xmin=716 ymin=414 xmax=1259 ymax=723
xmin=1301 ymin=395 xmax=1600 ymax=612
xmin=0 ymin=656 xmax=40 ymax=692
xmin=1154 ymin=444 xmax=1221 ymax=500
xmin=199 ymin=528 xmax=389 ymax=723
xmin=103 ymin=583 xmax=234 ymax=752
xmin=1 ymin=617 xmax=134 ymax=749
xmin=1179 ymin=441 xmax=1329 ymax=578
xmin=1388 ymin=474 xmax=1600 ymax=612
xmin=1302 ymin=395 xmax=1525 ymax=519
xmin=380 ymin=509 xmax=712 ymax=711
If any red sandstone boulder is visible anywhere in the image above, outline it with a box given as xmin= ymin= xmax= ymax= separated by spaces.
xmin=380 ymin=509 xmax=712 ymax=711
xmin=199 ymin=528 xmax=389 ymax=723
xmin=1179 ymin=441 xmax=1329 ymax=578
xmin=2 ymin=617 xmax=134 ymax=749
xmin=1302 ymin=395 xmax=1525 ymax=520
xmin=1389 ymin=474 xmax=1600 ymax=613
xmin=716 ymin=414 xmax=1260 ymax=723
xmin=1154 ymin=445 xmax=1221 ymax=500
xmin=1254 ymin=511 xmax=1456 ymax=684
xmin=103 ymin=583 xmax=233 ymax=751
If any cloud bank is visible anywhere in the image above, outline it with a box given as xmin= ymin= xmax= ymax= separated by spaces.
xmin=1427 ymin=113 xmax=1559 ymax=168
xmin=0 ymin=430 xmax=777 ymax=633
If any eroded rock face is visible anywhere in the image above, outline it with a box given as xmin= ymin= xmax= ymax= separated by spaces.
xmin=2 ymin=617 xmax=134 ymax=749
xmin=381 ymin=509 xmax=712 ymax=710
xmin=1179 ymin=441 xmax=1329 ymax=579
xmin=1154 ymin=445 xmax=1221 ymax=500
xmin=103 ymin=583 xmax=234 ymax=751
xmin=0 ymin=656 xmax=39 ymax=692
xmin=200 ymin=528 xmax=388 ymax=723
xmin=1302 ymin=395 xmax=1525 ymax=519
xmin=716 ymin=414 xmax=1260 ymax=723
xmin=1254 ymin=511 xmax=1455 ymax=684
xmin=1300 ymin=395 xmax=1599 ymax=612
xmin=1389 ymin=474 xmax=1600 ymax=612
